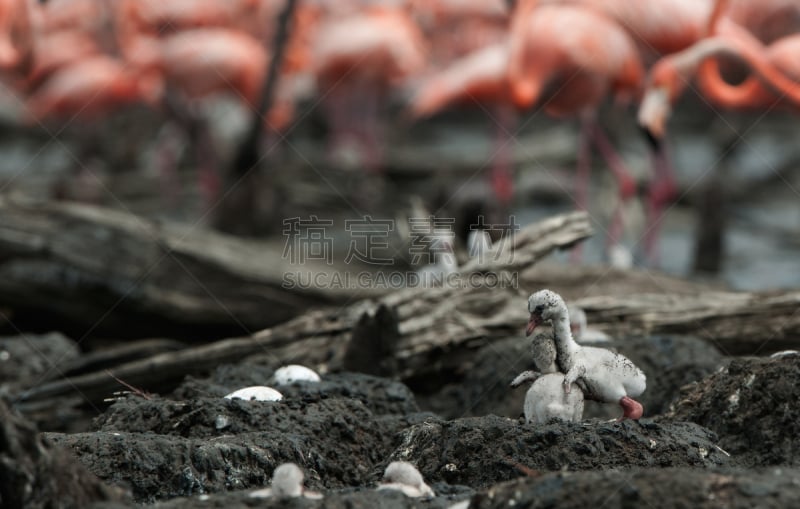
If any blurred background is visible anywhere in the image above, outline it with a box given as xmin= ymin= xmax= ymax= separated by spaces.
xmin=0 ymin=0 xmax=799 ymax=295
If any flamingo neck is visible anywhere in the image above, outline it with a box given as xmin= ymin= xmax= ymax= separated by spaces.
xmin=508 ymin=70 xmax=543 ymax=109
xmin=507 ymin=1 xmax=543 ymax=109
xmin=698 ymin=59 xmax=766 ymax=107
xmin=699 ymin=13 xmax=780 ymax=108
xmin=550 ymin=304 xmax=581 ymax=371
xmin=705 ymin=0 xmax=731 ymax=35
xmin=674 ymin=35 xmax=800 ymax=105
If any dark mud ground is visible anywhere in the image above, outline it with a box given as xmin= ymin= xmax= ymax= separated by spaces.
xmin=4 ymin=331 xmax=800 ymax=508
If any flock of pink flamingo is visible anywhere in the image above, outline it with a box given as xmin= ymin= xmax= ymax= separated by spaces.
xmin=0 ymin=0 xmax=798 ymax=264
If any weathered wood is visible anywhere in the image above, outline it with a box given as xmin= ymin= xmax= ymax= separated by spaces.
xmin=15 ymin=309 xmax=350 ymax=405
xmin=520 ymin=262 xmax=723 ymax=299
xmin=27 ymin=211 xmax=795 ymax=408
xmin=15 ymin=211 xmax=594 ymax=406
xmin=58 ymin=338 xmax=186 ymax=378
xmin=0 ymin=196 xmax=378 ymax=339
xmin=574 ymin=291 xmax=800 ymax=355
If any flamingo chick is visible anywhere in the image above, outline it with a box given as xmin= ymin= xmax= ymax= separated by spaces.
xmin=377 ymin=461 xmax=435 ymax=499
xmin=516 ymin=372 xmax=585 ymax=424
xmin=526 ymin=289 xmax=647 ymax=420
xmin=249 ymin=462 xmax=323 ymax=500
xmin=510 ymin=332 xmax=584 ymax=424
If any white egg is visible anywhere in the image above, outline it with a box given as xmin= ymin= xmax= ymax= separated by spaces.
xmin=224 ymin=386 xmax=283 ymax=401
xmin=273 ymin=365 xmax=321 ymax=385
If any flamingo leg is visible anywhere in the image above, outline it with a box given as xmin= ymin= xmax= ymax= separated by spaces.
xmin=323 ymin=80 xmax=352 ymax=167
xmin=361 ymin=78 xmax=385 ymax=175
xmin=618 ymin=396 xmax=643 ymax=421
xmin=153 ymin=123 xmax=183 ymax=208
xmin=189 ymin=115 xmax=221 ymax=211
xmin=570 ymin=116 xmax=594 ymax=262
xmin=344 ymin=80 xmax=360 ymax=164
xmin=589 ymin=123 xmax=637 ymax=251
xmin=160 ymin=89 xmax=221 ymax=212
xmin=489 ymin=103 xmax=516 ymax=211
xmin=643 ymin=142 xmax=677 ymax=266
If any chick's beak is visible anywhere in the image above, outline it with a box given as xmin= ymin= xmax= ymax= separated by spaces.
xmin=525 ymin=313 xmax=541 ymax=337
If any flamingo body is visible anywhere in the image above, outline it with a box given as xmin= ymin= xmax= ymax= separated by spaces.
xmin=411 ymin=42 xmax=509 ymax=118
xmin=509 ymin=5 xmax=643 ymax=116
xmin=26 ymin=56 xmax=157 ymax=122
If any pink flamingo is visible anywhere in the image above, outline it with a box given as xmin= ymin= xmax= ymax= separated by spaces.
xmin=311 ymin=6 xmax=426 ymax=181
xmin=509 ymin=3 xmax=644 ymax=259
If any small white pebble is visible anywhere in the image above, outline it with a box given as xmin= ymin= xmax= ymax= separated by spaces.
xmin=714 ymin=444 xmax=731 ymax=457
xmin=273 ymin=365 xmax=321 ymax=385
xmin=224 ymin=386 xmax=283 ymax=401
xmin=248 ymin=488 xmax=273 ymax=499
xmin=727 ymin=389 xmax=740 ymax=410
xmin=214 ymin=415 xmax=230 ymax=430
xmin=198 ymin=494 xmax=210 ymax=501
xmin=448 ymin=501 xmax=470 ymax=509
xmin=0 ymin=350 xmax=9 ymax=361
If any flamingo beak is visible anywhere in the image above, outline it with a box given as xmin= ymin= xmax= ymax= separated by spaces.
xmin=637 ymin=86 xmax=670 ymax=142
xmin=526 ymin=313 xmax=541 ymax=337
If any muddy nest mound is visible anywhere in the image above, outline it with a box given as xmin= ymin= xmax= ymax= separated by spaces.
xmin=0 ymin=398 xmax=120 ymax=508
xmin=51 ymin=394 xmax=430 ymax=503
xmin=389 ymin=415 xmax=731 ymax=488
xmin=469 ymin=467 xmax=800 ymax=509
xmin=669 ymin=354 xmax=800 ymax=466
xmin=174 ymin=366 xmax=419 ymax=416
xmin=99 ymin=484 xmax=472 ymax=509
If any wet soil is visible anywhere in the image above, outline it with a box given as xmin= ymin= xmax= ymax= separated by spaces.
xmin=469 ymin=467 xmax=800 ymax=509
xmin=390 ymin=416 xmax=730 ymax=488
xmin=669 ymin=354 xmax=800 ymax=467
xmin=4 ymin=337 xmax=799 ymax=509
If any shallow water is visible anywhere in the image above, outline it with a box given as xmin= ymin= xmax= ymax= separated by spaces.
xmin=515 ymin=197 xmax=800 ymax=291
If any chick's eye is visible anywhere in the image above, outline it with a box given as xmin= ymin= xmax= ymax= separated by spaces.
xmin=534 ymin=305 xmax=544 ymax=313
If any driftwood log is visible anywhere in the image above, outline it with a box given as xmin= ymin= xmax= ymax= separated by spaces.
xmin=15 ymin=207 xmax=800 ymax=420
xmin=0 ymin=197 xmax=380 ymax=340
xmin=15 ymin=211 xmax=594 ymax=409
xmin=575 ymin=291 xmax=800 ymax=356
